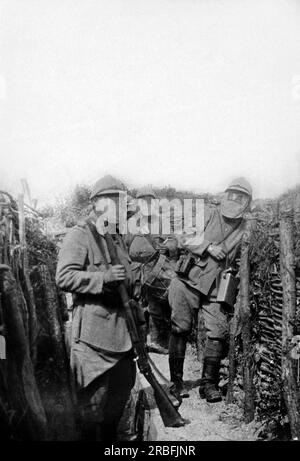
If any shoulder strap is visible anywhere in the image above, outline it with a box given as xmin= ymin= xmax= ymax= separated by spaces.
xmin=216 ymin=212 xmax=241 ymax=268
xmin=85 ymin=219 xmax=110 ymax=269
xmin=143 ymin=254 xmax=167 ymax=286
xmin=216 ymin=212 xmax=241 ymax=246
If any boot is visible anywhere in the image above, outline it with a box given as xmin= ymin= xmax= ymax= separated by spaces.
xmin=169 ymin=358 xmax=190 ymax=399
xmin=199 ymin=339 xmax=223 ymax=403
xmin=169 ymin=333 xmax=189 ymax=398
xmin=147 ymin=316 xmax=168 ymax=355
xmin=199 ymin=358 xmax=222 ymax=403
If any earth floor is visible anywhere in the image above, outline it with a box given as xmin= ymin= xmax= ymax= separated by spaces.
xmin=140 ymin=344 xmax=257 ymax=441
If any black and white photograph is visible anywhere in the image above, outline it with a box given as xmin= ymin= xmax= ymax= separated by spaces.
xmin=0 ymin=0 xmax=300 ymax=445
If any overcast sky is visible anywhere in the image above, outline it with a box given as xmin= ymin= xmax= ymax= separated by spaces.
xmin=1 ymin=0 xmax=300 ymax=205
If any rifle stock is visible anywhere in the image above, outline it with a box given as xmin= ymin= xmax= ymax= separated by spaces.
xmin=104 ymin=232 xmax=185 ymax=428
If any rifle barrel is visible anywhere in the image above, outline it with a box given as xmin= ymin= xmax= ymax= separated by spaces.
xmin=104 ymin=231 xmax=185 ymax=428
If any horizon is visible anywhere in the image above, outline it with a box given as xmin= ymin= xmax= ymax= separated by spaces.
xmin=37 ymin=177 xmax=300 ymax=213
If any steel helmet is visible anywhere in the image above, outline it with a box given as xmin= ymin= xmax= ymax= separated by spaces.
xmin=136 ymin=186 xmax=156 ymax=199
xmin=90 ymin=175 xmax=126 ymax=199
xmin=221 ymin=177 xmax=252 ymax=219
xmin=225 ymin=177 xmax=252 ymax=198
xmin=126 ymin=194 xmax=137 ymax=217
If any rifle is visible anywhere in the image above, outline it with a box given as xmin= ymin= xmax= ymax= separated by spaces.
xmin=0 ymin=247 xmax=6 ymax=360
xmin=101 ymin=228 xmax=186 ymax=428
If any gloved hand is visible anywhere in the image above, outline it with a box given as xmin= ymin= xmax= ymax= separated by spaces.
xmin=104 ymin=264 xmax=126 ymax=284
xmin=207 ymin=244 xmax=226 ymax=261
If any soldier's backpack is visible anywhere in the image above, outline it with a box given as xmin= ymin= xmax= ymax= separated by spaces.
xmin=128 ymin=234 xmax=157 ymax=263
xmin=141 ymin=253 xmax=177 ymax=301
xmin=129 ymin=234 xmax=177 ymax=301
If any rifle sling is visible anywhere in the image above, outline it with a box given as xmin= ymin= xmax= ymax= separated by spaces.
xmin=85 ymin=219 xmax=111 ymax=269
xmin=143 ymin=253 xmax=167 ymax=286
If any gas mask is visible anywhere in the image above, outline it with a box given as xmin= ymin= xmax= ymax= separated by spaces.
xmin=220 ymin=190 xmax=250 ymax=220
xmin=137 ymin=197 xmax=158 ymax=218
xmin=93 ymin=194 xmax=127 ymax=234
xmin=127 ymin=197 xmax=159 ymax=235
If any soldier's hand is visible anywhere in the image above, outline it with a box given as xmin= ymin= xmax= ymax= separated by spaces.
xmin=104 ymin=265 xmax=126 ymax=283
xmin=207 ymin=244 xmax=226 ymax=261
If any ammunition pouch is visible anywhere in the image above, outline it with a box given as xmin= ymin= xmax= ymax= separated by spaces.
xmin=175 ymin=253 xmax=195 ymax=278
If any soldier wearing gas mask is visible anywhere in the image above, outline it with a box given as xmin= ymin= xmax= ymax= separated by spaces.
xmin=56 ymin=175 xmax=137 ymax=440
xmin=168 ymin=178 xmax=252 ymax=402
xmin=127 ymin=187 xmax=178 ymax=355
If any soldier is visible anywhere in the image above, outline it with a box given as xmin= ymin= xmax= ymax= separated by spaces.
xmin=56 ymin=175 xmax=136 ymax=441
xmin=168 ymin=178 xmax=252 ymax=402
xmin=127 ymin=187 xmax=178 ymax=355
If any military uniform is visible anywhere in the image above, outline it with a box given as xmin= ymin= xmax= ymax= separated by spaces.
xmin=56 ymin=177 xmax=136 ymax=440
xmin=170 ymin=205 xmax=246 ymax=338
xmin=127 ymin=187 xmax=178 ymax=354
xmin=168 ymin=178 xmax=252 ymax=402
